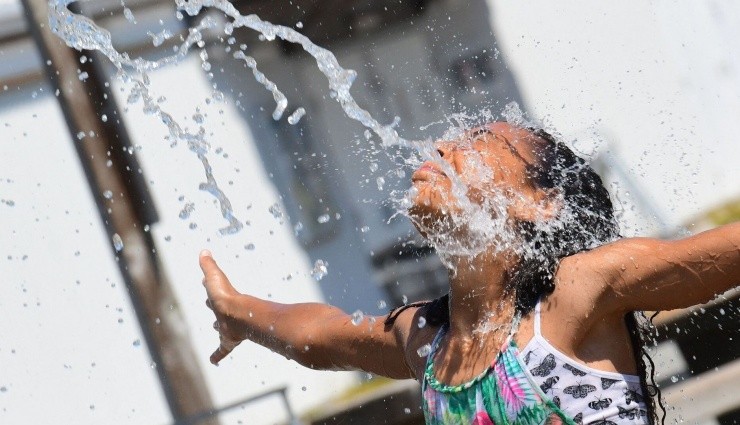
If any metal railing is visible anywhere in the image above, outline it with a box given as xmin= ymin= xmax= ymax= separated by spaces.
xmin=179 ymin=387 xmax=301 ymax=425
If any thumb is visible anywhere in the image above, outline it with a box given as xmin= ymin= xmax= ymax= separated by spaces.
xmin=199 ymin=250 xmax=233 ymax=297
xmin=199 ymin=249 xmax=220 ymax=276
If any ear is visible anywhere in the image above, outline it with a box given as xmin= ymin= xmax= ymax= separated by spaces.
xmin=512 ymin=188 xmax=563 ymax=223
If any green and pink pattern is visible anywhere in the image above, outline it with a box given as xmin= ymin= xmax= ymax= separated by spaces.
xmin=422 ymin=331 xmax=575 ymax=425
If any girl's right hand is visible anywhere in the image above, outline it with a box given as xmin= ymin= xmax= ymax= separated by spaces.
xmin=199 ymin=250 xmax=247 ymax=365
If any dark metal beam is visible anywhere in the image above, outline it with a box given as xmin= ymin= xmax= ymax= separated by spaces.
xmin=20 ymin=0 xmax=218 ymax=423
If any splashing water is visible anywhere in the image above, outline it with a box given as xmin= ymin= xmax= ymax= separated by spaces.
xmin=47 ymin=0 xmax=599 ymax=267
xmin=416 ymin=343 xmax=431 ymax=357
xmin=287 ymin=107 xmax=306 ymax=125
xmin=350 ymin=309 xmax=364 ymax=326
xmin=232 ymin=51 xmax=287 ymax=121
xmin=112 ymin=233 xmax=124 ymax=252
xmin=48 ymin=0 xmax=415 ymax=235
xmin=310 ymin=259 xmax=328 ymax=281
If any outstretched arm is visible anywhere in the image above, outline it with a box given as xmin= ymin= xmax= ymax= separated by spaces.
xmin=598 ymin=221 xmax=740 ymax=312
xmin=199 ymin=250 xmax=417 ymax=379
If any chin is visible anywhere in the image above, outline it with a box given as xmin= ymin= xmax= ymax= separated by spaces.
xmin=408 ymin=201 xmax=454 ymax=238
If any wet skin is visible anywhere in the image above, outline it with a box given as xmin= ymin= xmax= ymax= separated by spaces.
xmin=200 ymin=122 xmax=740 ymax=388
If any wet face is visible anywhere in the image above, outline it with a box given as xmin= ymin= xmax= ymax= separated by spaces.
xmin=409 ymin=122 xmax=555 ymax=236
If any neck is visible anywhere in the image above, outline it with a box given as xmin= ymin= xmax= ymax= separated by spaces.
xmin=445 ymin=249 xmax=519 ymax=342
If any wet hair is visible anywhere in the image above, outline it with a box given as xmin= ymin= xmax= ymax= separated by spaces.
xmin=386 ymin=127 xmax=665 ymax=424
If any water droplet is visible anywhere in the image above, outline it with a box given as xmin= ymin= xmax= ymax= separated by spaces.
xmin=179 ymin=202 xmax=195 ymax=219
xmin=132 ymin=339 xmax=141 ymax=347
xmin=377 ymin=300 xmax=386 ymax=309
xmin=369 ymin=163 xmax=378 ymax=172
xmin=123 ymin=7 xmax=136 ymax=23
xmin=360 ymin=226 xmax=370 ymax=233
xmin=101 ymin=114 xmax=108 ymax=122
xmin=78 ymin=72 xmax=89 ymax=81
xmin=376 ymin=176 xmax=385 ymax=190
xmin=317 ymin=214 xmax=330 ymax=223
xmin=293 ymin=221 xmax=303 ymax=235
xmin=404 ymin=407 xmax=411 ymax=414
xmin=0 ymin=386 xmax=7 ymax=393
xmin=670 ymin=375 xmax=679 ymax=383
xmin=351 ymin=310 xmax=364 ymax=325
xmin=310 ymin=259 xmax=328 ymax=281
xmin=245 ymin=243 xmax=255 ymax=250
xmin=287 ymin=107 xmax=305 ymax=125
xmin=103 ymin=190 xmax=113 ymax=199
xmin=269 ymin=203 xmax=283 ymax=220
xmin=296 ymin=21 xmax=303 ymax=29
xmin=402 ymin=295 xmax=408 ymax=304
xmin=76 ymin=131 xmax=86 ymax=140
xmin=416 ymin=344 xmax=431 ymax=357
xmin=417 ymin=316 xmax=427 ymax=328
xmin=301 ymin=386 xmax=306 ymax=391
xmin=112 ymin=233 xmax=124 ymax=252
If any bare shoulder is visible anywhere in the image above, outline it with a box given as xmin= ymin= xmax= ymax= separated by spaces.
xmin=547 ymin=238 xmax=652 ymax=319
xmin=550 ymin=242 xmax=624 ymax=304
xmin=387 ymin=305 xmax=440 ymax=381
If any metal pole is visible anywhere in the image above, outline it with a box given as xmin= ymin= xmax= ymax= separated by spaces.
xmin=180 ymin=387 xmax=300 ymax=425
xmin=20 ymin=1 xmax=218 ymax=423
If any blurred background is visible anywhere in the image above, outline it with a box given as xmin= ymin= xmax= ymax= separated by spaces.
xmin=1 ymin=0 xmax=739 ymax=424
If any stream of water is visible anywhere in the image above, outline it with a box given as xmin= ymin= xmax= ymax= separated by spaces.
xmin=48 ymin=0 xmax=574 ymax=263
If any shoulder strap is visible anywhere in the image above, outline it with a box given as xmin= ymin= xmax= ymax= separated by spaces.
xmin=429 ymin=324 xmax=447 ymax=358
xmin=534 ymin=298 xmax=543 ymax=336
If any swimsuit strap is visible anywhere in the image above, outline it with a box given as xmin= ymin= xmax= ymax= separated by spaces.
xmin=533 ymin=297 xmax=542 ymax=336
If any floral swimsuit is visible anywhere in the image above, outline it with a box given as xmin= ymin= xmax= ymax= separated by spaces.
xmin=422 ymin=322 xmax=574 ymax=425
xmin=421 ymin=300 xmax=647 ymax=425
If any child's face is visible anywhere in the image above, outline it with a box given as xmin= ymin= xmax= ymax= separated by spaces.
xmin=409 ymin=122 xmax=547 ymax=234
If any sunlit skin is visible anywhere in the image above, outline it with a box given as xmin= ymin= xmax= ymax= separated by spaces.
xmin=200 ymin=122 xmax=740 ymax=389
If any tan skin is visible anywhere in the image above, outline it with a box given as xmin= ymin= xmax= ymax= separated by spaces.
xmin=200 ymin=121 xmax=740 ymax=388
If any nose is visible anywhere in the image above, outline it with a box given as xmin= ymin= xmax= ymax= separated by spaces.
xmin=435 ymin=141 xmax=454 ymax=158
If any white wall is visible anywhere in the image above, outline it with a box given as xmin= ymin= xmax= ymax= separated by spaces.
xmin=490 ymin=0 xmax=740 ymax=234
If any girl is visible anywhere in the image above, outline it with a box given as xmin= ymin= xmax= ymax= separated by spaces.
xmin=200 ymin=122 xmax=740 ymax=424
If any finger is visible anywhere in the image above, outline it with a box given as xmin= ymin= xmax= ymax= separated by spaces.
xmin=205 ymin=299 xmax=213 ymax=310
xmin=212 ymin=321 xmax=219 ymax=331
xmin=210 ymin=339 xmax=239 ymax=365
xmin=210 ymin=346 xmax=229 ymax=365
xmin=199 ymin=250 xmax=234 ymax=299
xmin=199 ymin=250 xmax=221 ymax=277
